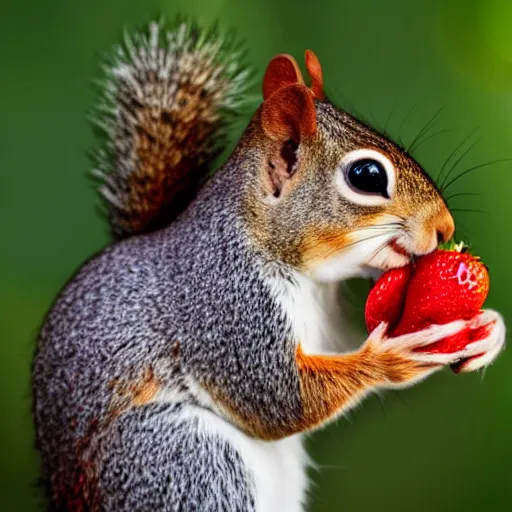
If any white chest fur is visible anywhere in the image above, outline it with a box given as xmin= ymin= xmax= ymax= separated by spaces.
xmin=265 ymin=267 xmax=358 ymax=354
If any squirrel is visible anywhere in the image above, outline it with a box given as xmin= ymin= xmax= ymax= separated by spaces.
xmin=32 ymin=18 xmax=506 ymax=512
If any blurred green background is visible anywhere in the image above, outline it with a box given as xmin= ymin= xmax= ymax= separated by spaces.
xmin=2 ymin=0 xmax=511 ymax=510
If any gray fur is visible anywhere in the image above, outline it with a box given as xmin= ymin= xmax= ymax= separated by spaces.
xmin=33 ymin=149 xmax=302 ymax=510
xmin=97 ymin=404 xmax=255 ymax=511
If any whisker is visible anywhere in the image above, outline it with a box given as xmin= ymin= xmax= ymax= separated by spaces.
xmin=397 ymin=102 xmax=418 ymax=148
xmin=453 ymin=222 xmax=473 ymax=247
xmin=436 ymin=127 xmax=479 ymax=185
xmin=409 ymin=128 xmax=452 ymax=153
xmin=353 ymin=222 xmax=405 ymax=232
xmin=439 ymin=138 xmax=481 ymax=190
xmin=301 ymin=222 xmax=406 ymax=262
xmin=383 ymin=99 xmax=397 ymax=136
xmin=408 ymin=106 xmax=446 ymax=154
xmin=325 ymin=85 xmax=368 ymax=124
xmin=442 ymin=158 xmax=512 ymax=192
xmin=369 ymin=227 xmax=407 ymax=264
xmin=368 ymin=110 xmax=383 ymax=132
xmin=330 ymin=231 xmax=397 ymax=259
xmin=445 ymin=192 xmax=482 ymax=201
xmin=344 ymin=232 xmax=395 ymax=249
xmin=451 ymin=208 xmax=488 ymax=214
xmin=370 ymin=243 xmax=394 ymax=264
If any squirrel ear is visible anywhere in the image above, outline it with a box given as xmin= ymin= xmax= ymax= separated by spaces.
xmin=261 ymin=84 xmax=317 ymax=142
xmin=260 ymin=84 xmax=317 ymax=197
xmin=263 ymin=54 xmax=305 ymax=100
xmin=305 ymin=50 xmax=324 ymax=100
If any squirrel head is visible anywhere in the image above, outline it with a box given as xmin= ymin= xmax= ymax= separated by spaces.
xmin=241 ymin=51 xmax=454 ymax=281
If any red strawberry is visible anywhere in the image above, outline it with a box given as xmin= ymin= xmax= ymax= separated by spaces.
xmin=365 ymin=265 xmax=412 ymax=333
xmin=365 ymin=243 xmax=490 ymax=354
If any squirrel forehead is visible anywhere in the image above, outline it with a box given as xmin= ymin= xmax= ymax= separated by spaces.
xmin=314 ymin=101 xmax=431 ymax=182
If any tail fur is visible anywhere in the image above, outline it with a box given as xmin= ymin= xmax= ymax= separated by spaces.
xmin=90 ymin=19 xmax=251 ymax=238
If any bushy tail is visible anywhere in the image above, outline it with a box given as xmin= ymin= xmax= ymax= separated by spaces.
xmin=90 ymin=19 xmax=252 ymax=238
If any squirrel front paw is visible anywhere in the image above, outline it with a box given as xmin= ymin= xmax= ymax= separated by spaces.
xmin=363 ymin=314 xmax=504 ymax=387
xmin=449 ymin=310 xmax=506 ymax=373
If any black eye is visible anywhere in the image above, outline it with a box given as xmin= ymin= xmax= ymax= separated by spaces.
xmin=347 ymin=159 xmax=390 ymax=198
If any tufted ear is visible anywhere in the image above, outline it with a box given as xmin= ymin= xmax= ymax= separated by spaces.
xmin=305 ymin=49 xmax=324 ymax=100
xmin=263 ymin=54 xmax=305 ymax=100
xmin=261 ymin=83 xmax=317 ymax=143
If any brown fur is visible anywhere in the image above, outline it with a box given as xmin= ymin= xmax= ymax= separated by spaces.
xmin=304 ymin=50 xmax=324 ymax=100
xmin=295 ymin=341 xmax=436 ymax=430
xmin=93 ymin=21 xmax=251 ymax=239
xmin=109 ymin=367 xmax=160 ymax=414
xmin=298 ymin=228 xmax=352 ymax=267
xmin=123 ymin=86 xmax=222 ymax=235
xmin=241 ymin=51 xmax=453 ymax=267
xmin=261 ymin=84 xmax=317 ymax=143
xmin=54 ymin=418 xmax=103 ymax=512
xmin=263 ymin=54 xmax=305 ymax=100
xmin=202 ymin=382 xmax=292 ymax=441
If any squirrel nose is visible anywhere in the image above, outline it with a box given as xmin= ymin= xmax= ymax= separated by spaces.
xmin=434 ymin=209 xmax=455 ymax=245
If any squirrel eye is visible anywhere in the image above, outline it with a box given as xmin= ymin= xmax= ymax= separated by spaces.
xmin=347 ymin=159 xmax=389 ymax=198
xmin=336 ymin=149 xmax=396 ymax=206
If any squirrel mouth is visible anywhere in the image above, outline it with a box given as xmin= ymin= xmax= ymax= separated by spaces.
xmin=365 ymin=239 xmax=411 ymax=274
xmin=389 ymin=239 xmax=410 ymax=258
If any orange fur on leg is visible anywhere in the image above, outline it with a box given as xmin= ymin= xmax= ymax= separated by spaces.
xmin=295 ymin=337 xmax=437 ymax=432
xmin=295 ymin=344 xmax=384 ymax=430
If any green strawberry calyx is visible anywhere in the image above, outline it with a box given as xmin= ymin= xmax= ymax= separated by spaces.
xmin=438 ymin=240 xmax=468 ymax=253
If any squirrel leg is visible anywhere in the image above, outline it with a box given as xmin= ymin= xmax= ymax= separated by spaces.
xmin=87 ymin=404 xmax=256 ymax=512
xmin=293 ymin=319 xmax=485 ymax=433
xmin=205 ymin=320 xmax=488 ymax=441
